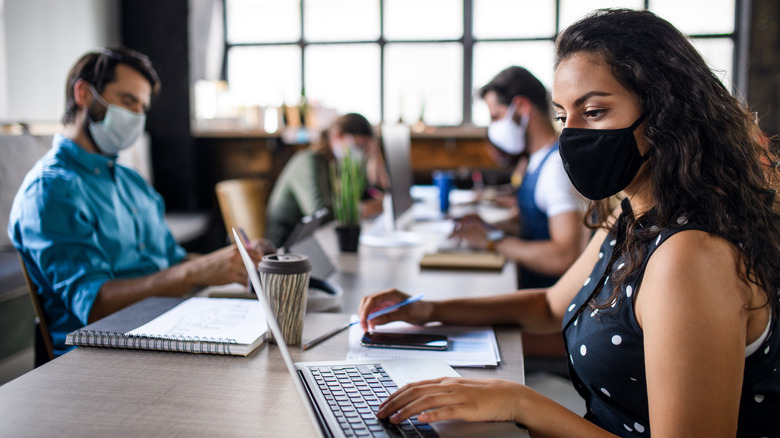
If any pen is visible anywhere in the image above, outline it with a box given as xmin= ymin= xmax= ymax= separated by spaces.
xmin=237 ymin=227 xmax=253 ymax=249
xmin=365 ymin=293 xmax=424 ymax=321
xmin=301 ymin=293 xmax=425 ymax=350
xmin=301 ymin=321 xmax=356 ymax=350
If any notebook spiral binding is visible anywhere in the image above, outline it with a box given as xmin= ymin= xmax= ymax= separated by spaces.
xmin=73 ymin=330 xmax=238 ymax=355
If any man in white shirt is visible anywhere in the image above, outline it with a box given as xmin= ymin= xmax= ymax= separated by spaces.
xmin=455 ymin=66 xmax=588 ymax=288
xmin=452 ymin=67 xmax=589 ymax=370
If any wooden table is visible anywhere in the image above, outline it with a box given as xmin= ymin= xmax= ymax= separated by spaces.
xmin=0 ymin=313 xmax=524 ymax=437
xmin=0 ymin=211 xmax=524 ymax=437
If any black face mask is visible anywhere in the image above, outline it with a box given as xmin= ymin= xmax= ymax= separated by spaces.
xmin=559 ymin=114 xmax=648 ymax=200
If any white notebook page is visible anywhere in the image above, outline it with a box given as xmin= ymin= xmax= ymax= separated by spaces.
xmin=127 ymin=297 xmax=266 ymax=345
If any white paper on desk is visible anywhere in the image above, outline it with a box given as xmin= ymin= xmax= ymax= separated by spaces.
xmin=346 ymin=316 xmax=501 ymax=367
xmin=127 ymin=297 xmax=266 ymax=345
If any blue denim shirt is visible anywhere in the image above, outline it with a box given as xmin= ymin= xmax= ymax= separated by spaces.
xmin=8 ymin=135 xmax=186 ymax=355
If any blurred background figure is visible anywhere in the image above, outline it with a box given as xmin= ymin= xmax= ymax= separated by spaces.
xmin=265 ymin=113 xmax=389 ymax=248
xmin=453 ymin=66 xmax=590 ymax=373
xmin=456 ymin=66 xmax=588 ymax=290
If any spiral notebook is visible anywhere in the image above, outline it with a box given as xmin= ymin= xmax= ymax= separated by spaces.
xmin=65 ymin=297 xmax=267 ymax=356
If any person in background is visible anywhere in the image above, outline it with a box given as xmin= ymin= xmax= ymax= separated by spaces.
xmin=265 ymin=113 xmax=389 ymax=248
xmin=8 ymin=47 xmax=270 ymax=357
xmin=456 ymin=66 xmax=589 ymax=290
xmin=359 ymin=9 xmax=780 ymax=437
xmin=455 ymin=66 xmax=590 ymax=370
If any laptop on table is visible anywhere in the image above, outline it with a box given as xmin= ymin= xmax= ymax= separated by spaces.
xmin=233 ymin=229 xmax=528 ymax=438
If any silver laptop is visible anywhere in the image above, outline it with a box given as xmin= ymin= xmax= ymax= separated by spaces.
xmin=234 ymin=228 xmax=529 ymax=438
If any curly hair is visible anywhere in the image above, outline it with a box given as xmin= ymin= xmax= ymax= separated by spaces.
xmin=555 ymin=9 xmax=780 ymax=312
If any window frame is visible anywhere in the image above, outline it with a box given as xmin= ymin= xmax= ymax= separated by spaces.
xmin=221 ymin=0 xmax=745 ymax=126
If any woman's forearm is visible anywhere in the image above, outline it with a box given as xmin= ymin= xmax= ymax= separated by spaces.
xmin=430 ymin=289 xmax=561 ymax=332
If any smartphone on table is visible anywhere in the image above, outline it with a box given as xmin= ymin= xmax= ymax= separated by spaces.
xmin=361 ymin=331 xmax=448 ymax=351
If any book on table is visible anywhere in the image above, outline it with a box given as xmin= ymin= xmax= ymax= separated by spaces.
xmin=65 ymin=296 xmax=267 ymax=356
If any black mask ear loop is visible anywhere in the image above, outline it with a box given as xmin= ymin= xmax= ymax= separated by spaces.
xmin=631 ymin=114 xmax=652 ymax=163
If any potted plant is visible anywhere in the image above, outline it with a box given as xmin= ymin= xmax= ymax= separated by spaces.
xmin=330 ymin=148 xmax=365 ymax=252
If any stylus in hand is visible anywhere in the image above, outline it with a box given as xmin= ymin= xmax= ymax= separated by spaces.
xmin=301 ymin=293 xmax=425 ymax=350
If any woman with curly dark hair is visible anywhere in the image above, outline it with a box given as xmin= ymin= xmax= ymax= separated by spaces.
xmin=358 ymin=8 xmax=780 ymax=437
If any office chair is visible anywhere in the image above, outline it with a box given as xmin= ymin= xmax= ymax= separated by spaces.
xmin=215 ymin=178 xmax=268 ymax=243
xmin=18 ymin=255 xmax=54 ymax=366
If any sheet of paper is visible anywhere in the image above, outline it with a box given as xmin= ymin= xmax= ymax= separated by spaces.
xmin=127 ymin=297 xmax=266 ymax=345
xmin=346 ymin=316 xmax=501 ymax=367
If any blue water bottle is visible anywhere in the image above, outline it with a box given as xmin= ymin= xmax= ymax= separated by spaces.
xmin=432 ymin=170 xmax=454 ymax=213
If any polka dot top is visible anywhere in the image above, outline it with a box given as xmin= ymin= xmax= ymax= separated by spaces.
xmin=562 ymin=202 xmax=780 ymax=437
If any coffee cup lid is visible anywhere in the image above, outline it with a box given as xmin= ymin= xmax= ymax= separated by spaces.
xmin=257 ymin=253 xmax=312 ymax=275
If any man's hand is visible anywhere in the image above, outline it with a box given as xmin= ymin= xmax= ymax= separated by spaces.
xmin=185 ymin=244 xmax=266 ymax=286
xmin=450 ymin=215 xmax=492 ymax=250
xmin=250 ymin=238 xmax=277 ymax=256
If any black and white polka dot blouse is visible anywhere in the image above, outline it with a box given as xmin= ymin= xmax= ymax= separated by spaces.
xmin=562 ymin=202 xmax=780 ymax=437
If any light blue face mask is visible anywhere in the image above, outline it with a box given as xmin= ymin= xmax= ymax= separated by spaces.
xmin=88 ymin=85 xmax=146 ymax=156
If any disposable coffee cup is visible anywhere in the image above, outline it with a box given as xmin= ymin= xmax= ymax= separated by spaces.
xmin=257 ymin=253 xmax=312 ymax=345
xmin=432 ymin=170 xmax=455 ymax=213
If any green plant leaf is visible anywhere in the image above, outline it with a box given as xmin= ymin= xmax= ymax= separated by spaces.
xmin=330 ymin=148 xmax=365 ymax=225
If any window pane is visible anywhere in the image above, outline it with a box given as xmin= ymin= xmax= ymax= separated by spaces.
xmin=472 ymin=41 xmax=555 ymax=126
xmin=384 ymin=43 xmax=463 ymax=126
xmin=691 ymin=37 xmax=734 ymax=91
xmin=558 ymin=0 xmax=643 ymax=31
xmin=650 ymin=0 xmax=735 ymax=34
xmin=384 ymin=0 xmax=463 ymax=40
xmin=226 ymin=0 xmax=300 ymax=43
xmin=473 ymin=0 xmax=556 ymax=39
xmin=304 ymin=0 xmax=380 ymax=42
xmin=227 ymin=45 xmax=301 ymax=106
xmin=305 ymin=44 xmax=381 ymax=124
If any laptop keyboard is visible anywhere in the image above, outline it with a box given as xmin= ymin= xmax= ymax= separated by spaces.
xmin=309 ymin=364 xmax=439 ymax=438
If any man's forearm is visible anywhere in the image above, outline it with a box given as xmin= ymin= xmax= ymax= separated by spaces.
xmin=88 ymin=262 xmax=196 ymax=322
xmin=495 ymin=237 xmax=579 ymax=277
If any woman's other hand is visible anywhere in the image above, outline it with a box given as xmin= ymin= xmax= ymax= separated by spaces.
xmin=377 ymin=377 xmax=525 ymax=424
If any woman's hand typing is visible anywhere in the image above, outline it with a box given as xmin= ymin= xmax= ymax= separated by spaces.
xmin=376 ymin=377 xmax=526 ymax=424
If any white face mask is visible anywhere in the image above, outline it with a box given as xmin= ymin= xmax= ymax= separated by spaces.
xmin=487 ymin=102 xmax=529 ymax=155
xmin=88 ymin=85 xmax=146 ymax=156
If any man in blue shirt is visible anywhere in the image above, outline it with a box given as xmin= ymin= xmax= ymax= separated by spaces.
xmin=8 ymin=47 xmax=267 ymax=356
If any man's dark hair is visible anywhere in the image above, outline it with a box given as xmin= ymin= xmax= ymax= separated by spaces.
xmin=479 ymin=66 xmax=550 ymax=114
xmin=62 ymin=47 xmax=160 ymax=124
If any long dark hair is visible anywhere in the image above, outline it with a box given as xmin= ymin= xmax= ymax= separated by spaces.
xmin=555 ymin=9 xmax=780 ymax=312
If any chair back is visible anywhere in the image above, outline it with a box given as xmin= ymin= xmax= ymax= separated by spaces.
xmin=18 ymin=255 xmax=54 ymax=365
xmin=215 ymin=178 xmax=268 ymax=242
